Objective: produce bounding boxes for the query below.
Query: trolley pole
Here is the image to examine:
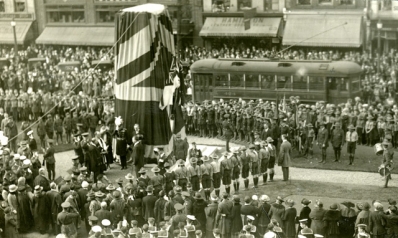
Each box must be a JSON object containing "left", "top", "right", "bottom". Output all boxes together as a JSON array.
[
  {"left": 177, "top": 0, "right": 182, "bottom": 57},
  {"left": 377, "top": 19, "right": 383, "bottom": 75}
]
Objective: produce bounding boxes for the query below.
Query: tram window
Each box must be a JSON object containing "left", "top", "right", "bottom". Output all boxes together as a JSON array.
[
  {"left": 260, "top": 75, "right": 274, "bottom": 90},
  {"left": 309, "top": 76, "right": 324, "bottom": 90},
  {"left": 351, "top": 77, "right": 360, "bottom": 92},
  {"left": 293, "top": 75, "right": 307, "bottom": 90},
  {"left": 276, "top": 76, "right": 290, "bottom": 89},
  {"left": 215, "top": 74, "right": 229, "bottom": 87},
  {"left": 194, "top": 74, "right": 212, "bottom": 86},
  {"left": 327, "top": 77, "right": 348, "bottom": 91},
  {"left": 246, "top": 74, "right": 259, "bottom": 88},
  {"left": 230, "top": 74, "right": 244, "bottom": 88}
]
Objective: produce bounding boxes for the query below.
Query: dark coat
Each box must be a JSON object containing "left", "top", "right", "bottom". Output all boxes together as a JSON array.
[
  {"left": 257, "top": 203, "right": 271, "bottom": 236},
  {"left": 216, "top": 199, "right": 233, "bottom": 235},
  {"left": 33, "top": 175, "right": 50, "bottom": 192},
  {"left": 279, "top": 140, "right": 292, "bottom": 167},
  {"left": 317, "top": 128, "right": 329, "bottom": 148},
  {"left": 154, "top": 197, "right": 167, "bottom": 224},
  {"left": 205, "top": 203, "right": 218, "bottom": 232},
  {"left": 132, "top": 141, "right": 145, "bottom": 167},
  {"left": 192, "top": 199, "right": 208, "bottom": 232},
  {"left": 231, "top": 203, "right": 243, "bottom": 234},
  {"left": 310, "top": 207, "right": 326, "bottom": 235},
  {"left": 331, "top": 128, "right": 345, "bottom": 148},
  {"left": 4, "top": 213, "right": 18, "bottom": 238},
  {"left": 114, "top": 130, "right": 128, "bottom": 156},
  {"left": 283, "top": 207, "right": 297, "bottom": 237},
  {"left": 323, "top": 209, "right": 341, "bottom": 236},
  {"left": 297, "top": 206, "right": 312, "bottom": 234},
  {"left": 240, "top": 204, "right": 259, "bottom": 225},
  {"left": 269, "top": 203, "right": 285, "bottom": 228},
  {"left": 32, "top": 191, "right": 50, "bottom": 232},
  {"left": 95, "top": 208, "right": 112, "bottom": 223},
  {"left": 142, "top": 194, "right": 157, "bottom": 220},
  {"left": 369, "top": 210, "right": 386, "bottom": 235}
]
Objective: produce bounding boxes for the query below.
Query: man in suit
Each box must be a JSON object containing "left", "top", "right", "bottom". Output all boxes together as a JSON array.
[
  {"left": 47, "top": 182, "right": 63, "bottom": 235},
  {"left": 331, "top": 122, "right": 345, "bottom": 162},
  {"left": 240, "top": 196, "right": 259, "bottom": 225},
  {"left": 279, "top": 134, "right": 292, "bottom": 181},
  {"left": 205, "top": 194, "right": 219, "bottom": 238},
  {"left": 142, "top": 185, "right": 157, "bottom": 222},
  {"left": 173, "top": 134, "right": 188, "bottom": 162},
  {"left": 33, "top": 168, "right": 51, "bottom": 192},
  {"left": 369, "top": 202, "right": 386, "bottom": 238},
  {"left": 130, "top": 135, "right": 145, "bottom": 177},
  {"left": 215, "top": 193, "right": 233, "bottom": 238},
  {"left": 317, "top": 122, "right": 329, "bottom": 164}
]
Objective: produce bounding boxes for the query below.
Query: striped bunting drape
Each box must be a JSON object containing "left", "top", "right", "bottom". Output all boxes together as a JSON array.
[{"left": 114, "top": 4, "right": 175, "bottom": 158}]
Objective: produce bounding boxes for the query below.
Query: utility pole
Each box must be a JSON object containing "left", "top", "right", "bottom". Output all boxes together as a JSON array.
[{"left": 177, "top": 0, "right": 182, "bottom": 59}]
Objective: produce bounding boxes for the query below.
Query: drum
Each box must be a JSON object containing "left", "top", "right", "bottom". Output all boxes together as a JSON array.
[{"left": 374, "top": 143, "right": 383, "bottom": 155}]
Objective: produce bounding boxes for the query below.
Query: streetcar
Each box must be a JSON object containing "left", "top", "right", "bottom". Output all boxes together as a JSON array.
[{"left": 190, "top": 58, "right": 363, "bottom": 104}]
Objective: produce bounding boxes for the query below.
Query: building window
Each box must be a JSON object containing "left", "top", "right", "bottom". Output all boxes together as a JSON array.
[
  {"left": 318, "top": 0, "right": 332, "bottom": 4},
  {"left": 46, "top": 5, "right": 85, "bottom": 23},
  {"left": 297, "top": 0, "right": 311, "bottom": 5},
  {"left": 339, "top": 0, "right": 354, "bottom": 5},
  {"left": 212, "top": 0, "right": 230, "bottom": 12},
  {"left": 263, "top": 0, "right": 272, "bottom": 10},
  {"left": 238, "top": 0, "right": 252, "bottom": 10},
  {"left": 15, "top": 0, "right": 26, "bottom": 12},
  {"left": 95, "top": 6, "right": 132, "bottom": 23},
  {"left": 0, "top": 1, "right": 4, "bottom": 12}
]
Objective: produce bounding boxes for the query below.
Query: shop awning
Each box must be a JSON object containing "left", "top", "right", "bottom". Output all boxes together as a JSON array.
[
  {"left": 36, "top": 27, "right": 114, "bottom": 46},
  {"left": 199, "top": 17, "right": 282, "bottom": 37},
  {"left": 0, "top": 21, "right": 33, "bottom": 44},
  {"left": 282, "top": 15, "right": 363, "bottom": 47}
]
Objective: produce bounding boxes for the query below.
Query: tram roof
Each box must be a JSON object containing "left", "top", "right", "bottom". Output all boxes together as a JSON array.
[{"left": 190, "top": 58, "right": 363, "bottom": 76}]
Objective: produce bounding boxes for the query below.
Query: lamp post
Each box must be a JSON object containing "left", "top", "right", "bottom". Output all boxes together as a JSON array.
[
  {"left": 377, "top": 19, "right": 383, "bottom": 75},
  {"left": 10, "top": 18, "right": 18, "bottom": 56}
]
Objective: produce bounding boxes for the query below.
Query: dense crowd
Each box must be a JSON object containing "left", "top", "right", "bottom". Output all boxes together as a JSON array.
[{"left": 0, "top": 42, "right": 396, "bottom": 238}]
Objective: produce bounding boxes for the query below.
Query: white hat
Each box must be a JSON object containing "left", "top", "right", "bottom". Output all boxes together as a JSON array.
[
  {"left": 82, "top": 181, "right": 89, "bottom": 188},
  {"left": 314, "top": 235, "right": 324, "bottom": 238},
  {"left": 102, "top": 219, "right": 111, "bottom": 226},
  {"left": 298, "top": 235, "right": 306, "bottom": 238},
  {"left": 252, "top": 195, "right": 258, "bottom": 201},
  {"left": 27, "top": 130, "right": 33, "bottom": 136},
  {"left": 247, "top": 215, "right": 255, "bottom": 221},
  {"left": 23, "top": 159, "right": 31, "bottom": 165},
  {"left": 13, "top": 154, "right": 20, "bottom": 159},
  {"left": 0, "top": 150, "right": 3, "bottom": 155},
  {"left": 1, "top": 136, "right": 8, "bottom": 146},
  {"left": 187, "top": 215, "right": 196, "bottom": 220},
  {"left": 260, "top": 195, "right": 270, "bottom": 202},
  {"left": 20, "top": 156, "right": 26, "bottom": 161},
  {"left": 92, "top": 225, "right": 102, "bottom": 233},
  {"left": 264, "top": 232, "right": 277, "bottom": 238},
  {"left": 56, "top": 234, "right": 67, "bottom": 238}
]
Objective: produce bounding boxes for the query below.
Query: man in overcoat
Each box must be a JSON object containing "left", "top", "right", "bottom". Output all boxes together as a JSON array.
[{"left": 279, "top": 134, "right": 292, "bottom": 181}]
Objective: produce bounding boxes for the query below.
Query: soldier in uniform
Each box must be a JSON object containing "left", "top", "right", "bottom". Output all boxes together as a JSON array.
[
  {"left": 222, "top": 114, "right": 234, "bottom": 152},
  {"left": 346, "top": 124, "right": 358, "bottom": 165},
  {"left": 200, "top": 156, "right": 213, "bottom": 200},
  {"left": 220, "top": 152, "right": 232, "bottom": 195},
  {"left": 63, "top": 112, "right": 73, "bottom": 144},
  {"left": 173, "top": 134, "right": 188, "bottom": 162},
  {"left": 246, "top": 113, "right": 254, "bottom": 143},
  {"left": 381, "top": 139, "right": 394, "bottom": 188},
  {"left": 210, "top": 154, "right": 221, "bottom": 197},
  {"left": 236, "top": 110, "right": 243, "bottom": 141},
  {"left": 207, "top": 105, "right": 215, "bottom": 138},
  {"left": 259, "top": 141, "right": 270, "bottom": 185},
  {"left": 331, "top": 122, "right": 345, "bottom": 162},
  {"left": 27, "top": 130, "right": 38, "bottom": 156},
  {"left": 73, "top": 133, "right": 84, "bottom": 167},
  {"left": 198, "top": 106, "right": 206, "bottom": 138},
  {"left": 230, "top": 109, "right": 237, "bottom": 141},
  {"left": 304, "top": 124, "right": 315, "bottom": 159},
  {"left": 239, "top": 146, "right": 250, "bottom": 190},
  {"left": 266, "top": 137, "right": 276, "bottom": 182},
  {"left": 188, "top": 142, "right": 202, "bottom": 161},
  {"left": 317, "top": 122, "right": 329, "bottom": 164},
  {"left": 175, "top": 160, "right": 189, "bottom": 191},
  {"left": 230, "top": 149, "right": 241, "bottom": 194},
  {"left": 43, "top": 139, "right": 56, "bottom": 181},
  {"left": 187, "top": 158, "right": 201, "bottom": 192},
  {"left": 247, "top": 144, "right": 259, "bottom": 188},
  {"left": 57, "top": 202, "right": 80, "bottom": 238}
]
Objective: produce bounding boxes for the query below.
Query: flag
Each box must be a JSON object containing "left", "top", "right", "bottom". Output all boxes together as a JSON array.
[
  {"left": 242, "top": 7, "right": 256, "bottom": 30},
  {"left": 159, "top": 57, "right": 181, "bottom": 110},
  {"left": 114, "top": 4, "right": 176, "bottom": 158}
]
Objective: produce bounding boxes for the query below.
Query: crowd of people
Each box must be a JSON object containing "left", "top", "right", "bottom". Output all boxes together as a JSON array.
[{"left": 0, "top": 41, "right": 396, "bottom": 238}]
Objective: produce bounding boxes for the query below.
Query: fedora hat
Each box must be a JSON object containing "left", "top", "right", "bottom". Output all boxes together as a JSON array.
[
  {"left": 348, "top": 124, "right": 355, "bottom": 130},
  {"left": 138, "top": 168, "right": 147, "bottom": 174},
  {"left": 125, "top": 173, "right": 134, "bottom": 180},
  {"left": 106, "top": 184, "right": 116, "bottom": 191},
  {"left": 276, "top": 196, "right": 284, "bottom": 202},
  {"left": 330, "top": 203, "right": 338, "bottom": 210},
  {"left": 151, "top": 167, "right": 160, "bottom": 173},
  {"left": 194, "top": 192, "right": 203, "bottom": 200},
  {"left": 146, "top": 185, "right": 154, "bottom": 192},
  {"left": 285, "top": 199, "right": 295, "bottom": 207},
  {"left": 266, "top": 137, "right": 274, "bottom": 143},
  {"left": 95, "top": 191, "right": 105, "bottom": 198}
]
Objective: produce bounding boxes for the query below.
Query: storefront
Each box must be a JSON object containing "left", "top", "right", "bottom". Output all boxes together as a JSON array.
[
  {"left": 282, "top": 14, "right": 364, "bottom": 48},
  {"left": 199, "top": 16, "right": 283, "bottom": 49}
]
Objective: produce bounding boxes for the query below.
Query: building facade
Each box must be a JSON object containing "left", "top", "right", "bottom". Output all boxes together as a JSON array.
[{"left": 0, "top": 0, "right": 36, "bottom": 45}]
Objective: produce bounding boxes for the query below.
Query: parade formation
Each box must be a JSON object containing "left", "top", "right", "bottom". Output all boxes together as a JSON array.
[{"left": 0, "top": 1, "right": 397, "bottom": 237}]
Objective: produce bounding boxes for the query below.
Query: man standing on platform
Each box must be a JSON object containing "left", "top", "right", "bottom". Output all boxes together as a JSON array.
[
  {"left": 279, "top": 134, "right": 292, "bottom": 182},
  {"left": 113, "top": 116, "right": 129, "bottom": 170},
  {"left": 174, "top": 134, "right": 188, "bottom": 162}
]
